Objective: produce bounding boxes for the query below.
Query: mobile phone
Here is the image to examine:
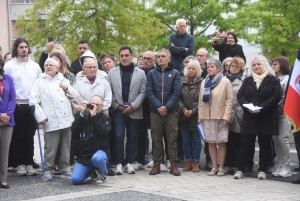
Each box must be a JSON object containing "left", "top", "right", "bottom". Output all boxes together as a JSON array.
[
  {"left": 86, "top": 103, "right": 94, "bottom": 110},
  {"left": 48, "top": 36, "right": 54, "bottom": 42},
  {"left": 218, "top": 33, "right": 227, "bottom": 38}
]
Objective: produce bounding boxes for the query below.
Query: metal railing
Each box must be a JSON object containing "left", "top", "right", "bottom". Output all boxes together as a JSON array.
[{"left": 10, "top": 0, "right": 34, "bottom": 3}]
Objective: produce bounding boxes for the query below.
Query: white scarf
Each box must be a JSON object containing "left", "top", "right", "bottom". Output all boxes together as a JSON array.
[{"left": 251, "top": 70, "right": 268, "bottom": 89}]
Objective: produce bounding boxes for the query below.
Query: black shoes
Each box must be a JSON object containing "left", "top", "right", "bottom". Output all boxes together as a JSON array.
[
  {"left": 107, "top": 168, "right": 115, "bottom": 176},
  {"left": 33, "top": 161, "right": 39, "bottom": 169},
  {"left": 0, "top": 183, "right": 10, "bottom": 189},
  {"left": 294, "top": 167, "right": 300, "bottom": 171},
  {"left": 292, "top": 176, "right": 300, "bottom": 184}
]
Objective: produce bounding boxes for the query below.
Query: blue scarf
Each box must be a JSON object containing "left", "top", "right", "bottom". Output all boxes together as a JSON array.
[{"left": 202, "top": 73, "right": 223, "bottom": 102}]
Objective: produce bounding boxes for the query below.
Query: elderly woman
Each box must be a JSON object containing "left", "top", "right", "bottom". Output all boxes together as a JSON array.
[
  {"left": 30, "top": 58, "right": 79, "bottom": 181},
  {"left": 224, "top": 57, "right": 245, "bottom": 174},
  {"left": 0, "top": 55, "right": 16, "bottom": 189},
  {"left": 212, "top": 32, "right": 246, "bottom": 63},
  {"left": 198, "top": 58, "right": 232, "bottom": 176},
  {"left": 234, "top": 55, "right": 282, "bottom": 180},
  {"left": 222, "top": 57, "right": 232, "bottom": 76},
  {"left": 179, "top": 60, "right": 203, "bottom": 172},
  {"left": 270, "top": 56, "right": 291, "bottom": 177}
]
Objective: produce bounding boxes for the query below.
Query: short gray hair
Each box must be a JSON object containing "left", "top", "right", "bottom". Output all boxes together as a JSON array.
[
  {"left": 182, "top": 56, "right": 196, "bottom": 67},
  {"left": 157, "top": 49, "right": 171, "bottom": 58},
  {"left": 176, "top": 19, "right": 186, "bottom": 27},
  {"left": 83, "top": 58, "right": 98, "bottom": 68},
  {"left": 207, "top": 58, "right": 222, "bottom": 70}
]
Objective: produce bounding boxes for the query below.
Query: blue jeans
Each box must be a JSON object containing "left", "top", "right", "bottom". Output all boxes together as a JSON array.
[
  {"left": 180, "top": 127, "right": 201, "bottom": 162},
  {"left": 71, "top": 150, "right": 108, "bottom": 185},
  {"left": 113, "top": 110, "right": 139, "bottom": 165}
]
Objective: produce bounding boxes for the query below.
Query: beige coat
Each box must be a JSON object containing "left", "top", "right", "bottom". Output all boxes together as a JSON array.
[{"left": 198, "top": 77, "right": 232, "bottom": 121}]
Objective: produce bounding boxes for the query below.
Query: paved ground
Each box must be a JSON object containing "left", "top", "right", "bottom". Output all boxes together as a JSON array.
[{"left": 1, "top": 130, "right": 300, "bottom": 201}]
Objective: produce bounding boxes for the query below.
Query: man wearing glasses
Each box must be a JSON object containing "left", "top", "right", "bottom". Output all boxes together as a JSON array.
[
  {"left": 168, "top": 19, "right": 194, "bottom": 72},
  {"left": 196, "top": 48, "right": 209, "bottom": 79},
  {"left": 107, "top": 46, "right": 146, "bottom": 175},
  {"left": 73, "top": 58, "right": 112, "bottom": 116}
]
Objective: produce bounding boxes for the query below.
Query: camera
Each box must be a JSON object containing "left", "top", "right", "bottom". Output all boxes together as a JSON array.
[{"left": 86, "top": 103, "right": 94, "bottom": 110}]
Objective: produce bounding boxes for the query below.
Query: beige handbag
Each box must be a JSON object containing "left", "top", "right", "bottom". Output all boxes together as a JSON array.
[{"left": 65, "top": 91, "right": 81, "bottom": 116}]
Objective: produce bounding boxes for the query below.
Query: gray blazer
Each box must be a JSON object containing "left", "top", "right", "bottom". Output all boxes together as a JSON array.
[{"left": 107, "top": 66, "right": 146, "bottom": 119}]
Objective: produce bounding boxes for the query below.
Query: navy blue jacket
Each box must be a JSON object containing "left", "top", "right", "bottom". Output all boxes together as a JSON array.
[
  {"left": 146, "top": 63, "right": 181, "bottom": 113},
  {"left": 168, "top": 32, "right": 194, "bottom": 71}
]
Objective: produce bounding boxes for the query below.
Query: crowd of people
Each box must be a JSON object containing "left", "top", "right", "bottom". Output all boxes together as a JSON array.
[{"left": 0, "top": 18, "right": 300, "bottom": 189}]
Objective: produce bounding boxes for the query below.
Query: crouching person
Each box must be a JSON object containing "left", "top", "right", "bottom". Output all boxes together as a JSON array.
[{"left": 71, "top": 96, "right": 111, "bottom": 185}]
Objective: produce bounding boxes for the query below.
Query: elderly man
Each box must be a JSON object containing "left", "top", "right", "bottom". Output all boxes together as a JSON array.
[
  {"left": 134, "top": 51, "right": 156, "bottom": 170},
  {"left": 70, "top": 40, "right": 102, "bottom": 75},
  {"left": 168, "top": 19, "right": 194, "bottom": 72},
  {"left": 71, "top": 96, "right": 111, "bottom": 185},
  {"left": 146, "top": 49, "right": 181, "bottom": 176},
  {"left": 73, "top": 58, "right": 112, "bottom": 116},
  {"left": 196, "top": 48, "right": 209, "bottom": 79},
  {"left": 107, "top": 46, "right": 146, "bottom": 175}
]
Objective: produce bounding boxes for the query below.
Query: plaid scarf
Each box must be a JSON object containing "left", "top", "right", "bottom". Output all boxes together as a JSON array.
[
  {"left": 226, "top": 72, "right": 243, "bottom": 82},
  {"left": 202, "top": 73, "right": 223, "bottom": 102}
]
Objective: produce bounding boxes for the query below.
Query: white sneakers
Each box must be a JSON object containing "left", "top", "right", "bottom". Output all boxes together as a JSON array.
[
  {"left": 166, "top": 160, "right": 171, "bottom": 169},
  {"left": 133, "top": 162, "right": 145, "bottom": 170},
  {"left": 160, "top": 164, "right": 168, "bottom": 172},
  {"left": 258, "top": 171, "right": 266, "bottom": 180},
  {"left": 146, "top": 160, "right": 154, "bottom": 168},
  {"left": 272, "top": 166, "right": 291, "bottom": 177},
  {"left": 115, "top": 164, "right": 123, "bottom": 175},
  {"left": 17, "top": 165, "right": 37, "bottom": 176},
  {"left": 233, "top": 171, "right": 244, "bottom": 179},
  {"left": 43, "top": 171, "right": 53, "bottom": 181},
  {"left": 116, "top": 163, "right": 136, "bottom": 174}
]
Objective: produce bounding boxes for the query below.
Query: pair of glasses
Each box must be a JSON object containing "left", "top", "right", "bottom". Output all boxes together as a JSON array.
[
  {"left": 90, "top": 103, "right": 103, "bottom": 107},
  {"left": 196, "top": 54, "right": 205, "bottom": 57},
  {"left": 120, "top": 54, "right": 130, "bottom": 58},
  {"left": 44, "top": 64, "right": 55, "bottom": 67},
  {"left": 143, "top": 57, "right": 153, "bottom": 61},
  {"left": 230, "top": 65, "right": 240, "bottom": 69},
  {"left": 85, "top": 66, "right": 97, "bottom": 69},
  {"left": 272, "top": 63, "right": 278, "bottom": 66}
]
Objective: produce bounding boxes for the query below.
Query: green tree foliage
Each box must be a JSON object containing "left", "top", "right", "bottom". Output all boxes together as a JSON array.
[
  {"left": 16, "top": 0, "right": 167, "bottom": 61},
  {"left": 150, "top": 0, "right": 246, "bottom": 54},
  {"left": 227, "top": 0, "right": 300, "bottom": 63}
]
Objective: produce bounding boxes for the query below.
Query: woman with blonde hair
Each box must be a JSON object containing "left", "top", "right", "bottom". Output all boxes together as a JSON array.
[
  {"left": 234, "top": 55, "right": 282, "bottom": 180},
  {"left": 179, "top": 60, "right": 203, "bottom": 172},
  {"left": 198, "top": 58, "right": 233, "bottom": 176}
]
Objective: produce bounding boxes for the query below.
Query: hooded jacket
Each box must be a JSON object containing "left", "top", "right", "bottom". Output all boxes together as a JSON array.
[
  {"left": 70, "top": 50, "right": 102, "bottom": 75},
  {"left": 146, "top": 62, "right": 181, "bottom": 113}
]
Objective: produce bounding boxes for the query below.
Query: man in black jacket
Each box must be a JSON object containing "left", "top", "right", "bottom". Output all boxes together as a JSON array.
[
  {"left": 70, "top": 40, "right": 102, "bottom": 75},
  {"left": 71, "top": 96, "right": 111, "bottom": 185}
]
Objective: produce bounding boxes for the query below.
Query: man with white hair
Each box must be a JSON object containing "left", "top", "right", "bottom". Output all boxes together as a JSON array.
[
  {"left": 73, "top": 58, "right": 112, "bottom": 116},
  {"left": 168, "top": 19, "right": 194, "bottom": 72}
]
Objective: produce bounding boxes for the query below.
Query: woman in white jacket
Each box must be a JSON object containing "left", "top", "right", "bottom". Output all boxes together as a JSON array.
[{"left": 30, "top": 58, "right": 78, "bottom": 180}]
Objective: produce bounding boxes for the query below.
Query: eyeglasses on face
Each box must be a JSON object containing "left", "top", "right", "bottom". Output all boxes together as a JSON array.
[
  {"left": 230, "top": 65, "right": 240, "bottom": 69},
  {"left": 196, "top": 54, "right": 205, "bottom": 57},
  {"left": 44, "top": 64, "right": 55, "bottom": 67},
  {"left": 90, "top": 103, "right": 103, "bottom": 107},
  {"left": 85, "top": 66, "right": 97, "bottom": 69},
  {"left": 272, "top": 63, "right": 278, "bottom": 66}
]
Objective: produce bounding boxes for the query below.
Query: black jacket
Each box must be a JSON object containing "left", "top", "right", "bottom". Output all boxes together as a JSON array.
[
  {"left": 71, "top": 112, "right": 111, "bottom": 165},
  {"left": 237, "top": 74, "right": 282, "bottom": 135},
  {"left": 212, "top": 42, "right": 246, "bottom": 63}
]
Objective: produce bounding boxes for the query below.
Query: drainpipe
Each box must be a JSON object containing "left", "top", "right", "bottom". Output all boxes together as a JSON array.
[{"left": 6, "top": 0, "right": 11, "bottom": 51}]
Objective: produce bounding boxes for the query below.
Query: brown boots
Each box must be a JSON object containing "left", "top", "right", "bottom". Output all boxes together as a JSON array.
[
  {"left": 170, "top": 161, "right": 181, "bottom": 176},
  {"left": 192, "top": 161, "right": 200, "bottom": 172},
  {"left": 149, "top": 161, "right": 161, "bottom": 175},
  {"left": 183, "top": 161, "right": 192, "bottom": 171}
]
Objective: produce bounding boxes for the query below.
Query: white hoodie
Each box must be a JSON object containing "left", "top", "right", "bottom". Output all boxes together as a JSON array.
[{"left": 4, "top": 57, "right": 42, "bottom": 104}]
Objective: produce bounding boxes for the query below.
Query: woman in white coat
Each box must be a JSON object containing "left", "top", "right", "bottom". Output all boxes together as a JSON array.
[{"left": 30, "top": 58, "right": 78, "bottom": 180}]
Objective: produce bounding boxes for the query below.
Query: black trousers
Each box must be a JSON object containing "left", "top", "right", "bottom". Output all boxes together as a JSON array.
[
  {"left": 137, "top": 117, "right": 149, "bottom": 165},
  {"left": 8, "top": 104, "right": 36, "bottom": 167},
  {"left": 204, "top": 142, "right": 211, "bottom": 162},
  {"left": 225, "top": 131, "right": 240, "bottom": 168},
  {"left": 238, "top": 134, "right": 272, "bottom": 172},
  {"left": 294, "top": 130, "right": 300, "bottom": 164}
]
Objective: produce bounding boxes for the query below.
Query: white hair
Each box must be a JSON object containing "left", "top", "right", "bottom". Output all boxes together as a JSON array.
[
  {"left": 176, "top": 19, "right": 186, "bottom": 27},
  {"left": 45, "top": 58, "right": 58, "bottom": 67}
]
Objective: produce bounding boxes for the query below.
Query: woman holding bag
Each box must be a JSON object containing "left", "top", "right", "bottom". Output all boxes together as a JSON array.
[
  {"left": 178, "top": 60, "right": 203, "bottom": 172},
  {"left": 198, "top": 58, "right": 233, "bottom": 176},
  {"left": 30, "top": 58, "right": 79, "bottom": 181},
  {"left": 224, "top": 57, "right": 245, "bottom": 174}
]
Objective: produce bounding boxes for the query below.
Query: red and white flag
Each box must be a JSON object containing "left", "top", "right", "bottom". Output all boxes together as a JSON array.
[{"left": 284, "top": 48, "right": 300, "bottom": 132}]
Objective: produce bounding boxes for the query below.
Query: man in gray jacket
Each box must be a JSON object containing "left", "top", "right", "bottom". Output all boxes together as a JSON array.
[{"left": 107, "top": 46, "right": 146, "bottom": 175}]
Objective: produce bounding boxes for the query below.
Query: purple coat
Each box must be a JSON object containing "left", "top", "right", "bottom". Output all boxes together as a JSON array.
[{"left": 0, "top": 74, "right": 16, "bottom": 126}]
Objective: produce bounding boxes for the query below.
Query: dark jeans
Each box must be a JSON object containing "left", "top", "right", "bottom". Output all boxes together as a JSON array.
[
  {"left": 8, "top": 104, "right": 36, "bottom": 167},
  {"left": 294, "top": 130, "right": 300, "bottom": 164},
  {"left": 137, "top": 116, "right": 150, "bottom": 165},
  {"left": 268, "top": 139, "right": 276, "bottom": 167},
  {"left": 225, "top": 131, "right": 240, "bottom": 168},
  {"left": 176, "top": 130, "right": 184, "bottom": 160},
  {"left": 113, "top": 110, "right": 139, "bottom": 166},
  {"left": 238, "top": 134, "right": 272, "bottom": 173}
]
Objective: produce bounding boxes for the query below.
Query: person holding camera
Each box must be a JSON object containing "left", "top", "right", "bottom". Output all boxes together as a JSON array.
[{"left": 71, "top": 96, "right": 111, "bottom": 185}]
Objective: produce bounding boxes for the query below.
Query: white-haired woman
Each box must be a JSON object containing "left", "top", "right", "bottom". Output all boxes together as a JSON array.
[
  {"left": 222, "top": 57, "right": 232, "bottom": 76},
  {"left": 30, "top": 58, "right": 78, "bottom": 181},
  {"left": 234, "top": 55, "right": 282, "bottom": 180},
  {"left": 198, "top": 58, "right": 233, "bottom": 176},
  {"left": 179, "top": 60, "right": 203, "bottom": 172}
]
